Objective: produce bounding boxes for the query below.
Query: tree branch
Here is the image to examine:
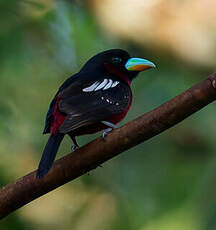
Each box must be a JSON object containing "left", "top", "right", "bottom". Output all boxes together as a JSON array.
[{"left": 0, "top": 73, "right": 216, "bottom": 219}]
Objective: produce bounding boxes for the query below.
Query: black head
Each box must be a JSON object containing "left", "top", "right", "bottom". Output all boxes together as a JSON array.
[{"left": 80, "top": 49, "right": 155, "bottom": 82}]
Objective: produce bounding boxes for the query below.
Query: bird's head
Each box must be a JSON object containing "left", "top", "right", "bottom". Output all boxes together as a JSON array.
[{"left": 80, "top": 49, "right": 156, "bottom": 83}]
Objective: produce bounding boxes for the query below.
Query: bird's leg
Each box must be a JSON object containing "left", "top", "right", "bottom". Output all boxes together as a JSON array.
[
  {"left": 102, "top": 121, "right": 118, "bottom": 129},
  {"left": 101, "top": 121, "right": 118, "bottom": 140},
  {"left": 69, "top": 135, "right": 79, "bottom": 151}
]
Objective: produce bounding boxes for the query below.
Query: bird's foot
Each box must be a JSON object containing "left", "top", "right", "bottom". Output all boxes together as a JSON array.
[
  {"left": 101, "top": 121, "right": 118, "bottom": 140},
  {"left": 102, "top": 128, "right": 113, "bottom": 140},
  {"left": 71, "top": 144, "right": 79, "bottom": 152},
  {"left": 69, "top": 135, "right": 79, "bottom": 152}
]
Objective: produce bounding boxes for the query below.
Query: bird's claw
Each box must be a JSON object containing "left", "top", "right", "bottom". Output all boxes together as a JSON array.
[
  {"left": 71, "top": 145, "right": 79, "bottom": 152},
  {"left": 102, "top": 128, "right": 112, "bottom": 140}
]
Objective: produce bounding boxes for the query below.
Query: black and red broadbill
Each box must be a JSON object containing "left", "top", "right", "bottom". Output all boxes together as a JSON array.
[{"left": 37, "top": 49, "right": 156, "bottom": 178}]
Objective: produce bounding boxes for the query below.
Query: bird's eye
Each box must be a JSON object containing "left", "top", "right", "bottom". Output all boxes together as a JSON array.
[{"left": 111, "top": 57, "right": 122, "bottom": 64}]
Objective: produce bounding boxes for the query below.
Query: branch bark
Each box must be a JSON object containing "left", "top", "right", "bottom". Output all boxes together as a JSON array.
[{"left": 0, "top": 72, "right": 216, "bottom": 219}]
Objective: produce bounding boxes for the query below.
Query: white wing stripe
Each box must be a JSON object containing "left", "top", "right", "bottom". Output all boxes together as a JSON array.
[
  {"left": 82, "top": 81, "right": 100, "bottom": 92},
  {"left": 82, "top": 79, "right": 119, "bottom": 92},
  {"left": 111, "top": 81, "right": 119, "bottom": 87},
  {"left": 103, "top": 79, "right": 113, "bottom": 90},
  {"left": 94, "top": 79, "right": 108, "bottom": 91}
]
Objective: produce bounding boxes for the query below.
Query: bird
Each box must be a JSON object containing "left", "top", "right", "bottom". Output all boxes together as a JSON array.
[{"left": 37, "top": 49, "right": 156, "bottom": 178}]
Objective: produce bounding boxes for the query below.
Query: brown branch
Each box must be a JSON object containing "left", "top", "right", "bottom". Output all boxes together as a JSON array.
[{"left": 0, "top": 73, "right": 216, "bottom": 219}]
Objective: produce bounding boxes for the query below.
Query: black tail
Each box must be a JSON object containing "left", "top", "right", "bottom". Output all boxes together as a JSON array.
[{"left": 37, "top": 133, "right": 64, "bottom": 178}]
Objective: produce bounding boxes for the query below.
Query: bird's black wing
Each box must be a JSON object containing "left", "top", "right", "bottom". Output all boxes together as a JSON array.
[
  {"left": 43, "top": 73, "right": 80, "bottom": 134},
  {"left": 58, "top": 77, "right": 131, "bottom": 133}
]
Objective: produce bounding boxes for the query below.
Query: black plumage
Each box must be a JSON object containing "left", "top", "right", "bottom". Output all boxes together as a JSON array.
[{"left": 37, "top": 49, "right": 155, "bottom": 178}]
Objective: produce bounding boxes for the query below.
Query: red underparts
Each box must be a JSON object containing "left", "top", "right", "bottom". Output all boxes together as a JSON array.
[
  {"left": 50, "top": 96, "right": 66, "bottom": 135},
  {"left": 108, "top": 103, "right": 132, "bottom": 124}
]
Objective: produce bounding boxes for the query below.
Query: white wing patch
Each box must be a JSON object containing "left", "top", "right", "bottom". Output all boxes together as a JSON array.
[
  {"left": 82, "top": 79, "right": 119, "bottom": 92},
  {"left": 111, "top": 81, "right": 119, "bottom": 88},
  {"left": 103, "top": 79, "right": 113, "bottom": 90},
  {"left": 94, "top": 79, "right": 108, "bottom": 91},
  {"left": 82, "top": 81, "right": 100, "bottom": 92}
]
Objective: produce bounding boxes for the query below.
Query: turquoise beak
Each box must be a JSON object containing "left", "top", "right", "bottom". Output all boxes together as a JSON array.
[{"left": 125, "top": 58, "right": 156, "bottom": 71}]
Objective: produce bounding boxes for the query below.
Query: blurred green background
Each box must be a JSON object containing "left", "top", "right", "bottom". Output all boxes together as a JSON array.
[{"left": 1, "top": 0, "right": 216, "bottom": 229}]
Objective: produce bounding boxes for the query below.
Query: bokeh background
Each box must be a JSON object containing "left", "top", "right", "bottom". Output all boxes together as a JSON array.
[{"left": 1, "top": 0, "right": 216, "bottom": 229}]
